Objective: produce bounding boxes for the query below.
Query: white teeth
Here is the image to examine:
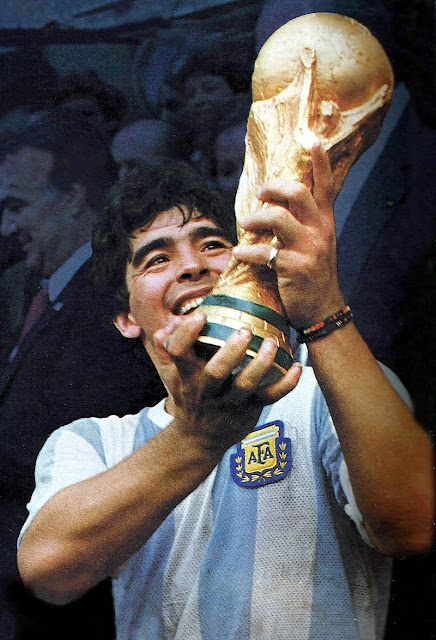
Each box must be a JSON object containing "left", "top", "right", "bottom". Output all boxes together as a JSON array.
[{"left": 179, "top": 297, "right": 204, "bottom": 315}]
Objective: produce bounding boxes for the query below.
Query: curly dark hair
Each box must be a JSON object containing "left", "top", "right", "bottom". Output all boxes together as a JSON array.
[{"left": 91, "top": 161, "right": 237, "bottom": 320}]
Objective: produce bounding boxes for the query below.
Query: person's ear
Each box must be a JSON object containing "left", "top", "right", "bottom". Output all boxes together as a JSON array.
[
  {"left": 113, "top": 312, "right": 142, "bottom": 339},
  {"left": 65, "top": 183, "right": 86, "bottom": 216}
]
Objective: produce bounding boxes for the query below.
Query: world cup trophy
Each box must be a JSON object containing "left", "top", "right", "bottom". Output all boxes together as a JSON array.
[{"left": 196, "top": 13, "right": 394, "bottom": 383}]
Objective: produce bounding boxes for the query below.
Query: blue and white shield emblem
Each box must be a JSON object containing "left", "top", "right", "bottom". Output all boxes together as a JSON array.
[{"left": 230, "top": 420, "right": 292, "bottom": 488}]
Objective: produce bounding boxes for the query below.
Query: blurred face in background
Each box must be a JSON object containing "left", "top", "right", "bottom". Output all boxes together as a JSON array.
[
  {"left": 214, "top": 121, "right": 246, "bottom": 209},
  {"left": 111, "top": 119, "right": 185, "bottom": 179},
  {"left": 0, "top": 147, "right": 72, "bottom": 277},
  {"left": 183, "top": 73, "right": 234, "bottom": 133},
  {"left": 59, "top": 95, "right": 112, "bottom": 137}
]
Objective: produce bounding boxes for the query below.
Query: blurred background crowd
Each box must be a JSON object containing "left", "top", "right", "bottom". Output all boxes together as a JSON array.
[{"left": 0, "top": 0, "right": 434, "bottom": 639}]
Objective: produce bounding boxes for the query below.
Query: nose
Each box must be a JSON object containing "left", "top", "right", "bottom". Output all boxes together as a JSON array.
[
  {"left": 176, "top": 248, "right": 209, "bottom": 281},
  {"left": 189, "top": 87, "right": 208, "bottom": 108},
  {"left": 1, "top": 209, "right": 19, "bottom": 237}
]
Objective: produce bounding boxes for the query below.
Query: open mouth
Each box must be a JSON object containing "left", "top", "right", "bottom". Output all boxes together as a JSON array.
[{"left": 179, "top": 297, "right": 205, "bottom": 316}]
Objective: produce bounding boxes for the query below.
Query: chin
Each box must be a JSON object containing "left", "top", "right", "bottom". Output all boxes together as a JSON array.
[{"left": 25, "top": 252, "right": 41, "bottom": 273}]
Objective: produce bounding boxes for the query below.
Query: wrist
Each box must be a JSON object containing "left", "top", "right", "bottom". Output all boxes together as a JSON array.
[
  {"left": 295, "top": 304, "right": 353, "bottom": 344},
  {"left": 286, "top": 288, "right": 346, "bottom": 330},
  {"left": 169, "top": 417, "right": 228, "bottom": 466}
]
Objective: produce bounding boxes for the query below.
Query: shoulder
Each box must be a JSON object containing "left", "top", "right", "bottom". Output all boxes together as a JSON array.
[
  {"left": 49, "top": 411, "right": 145, "bottom": 460},
  {"left": 46, "top": 406, "right": 165, "bottom": 466}
]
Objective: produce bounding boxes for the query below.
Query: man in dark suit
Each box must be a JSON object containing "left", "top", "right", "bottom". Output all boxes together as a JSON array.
[
  {"left": 0, "top": 114, "right": 165, "bottom": 640},
  {"left": 335, "top": 91, "right": 436, "bottom": 370}
]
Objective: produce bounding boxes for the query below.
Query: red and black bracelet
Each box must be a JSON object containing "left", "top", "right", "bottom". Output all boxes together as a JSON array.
[{"left": 295, "top": 305, "right": 354, "bottom": 343}]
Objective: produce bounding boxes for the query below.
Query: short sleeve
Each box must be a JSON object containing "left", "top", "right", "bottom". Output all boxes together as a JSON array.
[{"left": 18, "top": 418, "right": 108, "bottom": 546}]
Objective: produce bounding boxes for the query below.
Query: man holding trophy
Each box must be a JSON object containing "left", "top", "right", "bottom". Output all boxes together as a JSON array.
[{"left": 16, "top": 14, "right": 434, "bottom": 640}]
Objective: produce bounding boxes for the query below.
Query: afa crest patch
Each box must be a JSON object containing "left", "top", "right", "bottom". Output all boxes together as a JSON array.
[{"left": 230, "top": 420, "right": 292, "bottom": 488}]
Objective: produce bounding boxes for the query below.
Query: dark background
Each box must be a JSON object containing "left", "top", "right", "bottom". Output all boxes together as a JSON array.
[{"left": 0, "top": 1, "right": 434, "bottom": 638}]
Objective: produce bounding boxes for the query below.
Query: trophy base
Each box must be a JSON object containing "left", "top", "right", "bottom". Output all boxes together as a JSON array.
[{"left": 196, "top": 294, "right": 293, "bottom": 387}]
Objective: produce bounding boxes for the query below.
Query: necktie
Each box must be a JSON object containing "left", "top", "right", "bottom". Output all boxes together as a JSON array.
[{"left": 18, "top": 284, "right": 50, "bottom": 343}]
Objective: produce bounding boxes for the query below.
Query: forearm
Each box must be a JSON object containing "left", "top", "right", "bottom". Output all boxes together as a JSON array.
[
  {"left": 19, "top": 318, "right": 302, "bottom": 606},
  {"left": 18, "top": 421, "right": 221, "bottom": 605},
  {"left": 308, "top": 321, "right": 435, "bottom": 555},
  {"left": 236, "top": 144, "right": 434, "bottom": 554}
]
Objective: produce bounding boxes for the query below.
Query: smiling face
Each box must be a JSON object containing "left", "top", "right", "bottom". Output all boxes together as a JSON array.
[
  {"left": 183, "top": 73, "right": 234, "bottom": 135},
  {"left": 116, "top": 206, "right": 233, "bottom": 357},
  {"left": 184, "top": 73, "right": 233, "bottom": 115}
]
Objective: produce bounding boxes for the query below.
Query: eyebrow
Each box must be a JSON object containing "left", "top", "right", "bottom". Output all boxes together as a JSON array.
[
  {"left": 130, "top": 225, "right": 231, "bottom": 269},
  {"left": 2, "top": 195, "right": 26, "bottom": 203},
  {"left": 0, "top": 195, "right": 27, "bottom": 210}
]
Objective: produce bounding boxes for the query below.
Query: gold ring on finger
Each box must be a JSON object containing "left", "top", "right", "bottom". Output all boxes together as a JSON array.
[
  {"left": 266, "top": 245, "right": 279, "bottom": 269},
  {"left": 271, "top": 234, "right": 281, "bottom": 249}
]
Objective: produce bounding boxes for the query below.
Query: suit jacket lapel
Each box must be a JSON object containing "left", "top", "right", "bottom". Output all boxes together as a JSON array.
[
  {"left": 0, "top": 303, "right": 60, "bottom": 398},
  {"left": 0, "top": 262, "right": 91, "bottom": 398}
]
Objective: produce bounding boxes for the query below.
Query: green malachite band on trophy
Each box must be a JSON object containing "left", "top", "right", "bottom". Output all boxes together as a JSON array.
[
  {"left": 202, "top": 294, "right": 290, "bottom": 337},
  {"left": 198, "top": 322, "right": 293, "bottom": 372}
]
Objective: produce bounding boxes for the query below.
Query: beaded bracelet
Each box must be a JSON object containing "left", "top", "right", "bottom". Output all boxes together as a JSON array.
[{"left": 295, "top": 305, "right": 354, "bottom": 343}]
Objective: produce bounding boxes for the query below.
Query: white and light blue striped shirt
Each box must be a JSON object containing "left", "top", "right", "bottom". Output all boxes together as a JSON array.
[{"left": 21, "top": 366, "right": 407, "bottom": 640}]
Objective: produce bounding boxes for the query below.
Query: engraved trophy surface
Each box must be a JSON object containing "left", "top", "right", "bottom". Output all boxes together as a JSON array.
[{"left": 196, "top": 12, "right": 394, "bottom": 382}]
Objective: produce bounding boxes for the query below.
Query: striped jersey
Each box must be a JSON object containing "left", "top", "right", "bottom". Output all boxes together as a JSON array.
[{"left": 21, "top": 366, "right": 406, "bottom": 639}]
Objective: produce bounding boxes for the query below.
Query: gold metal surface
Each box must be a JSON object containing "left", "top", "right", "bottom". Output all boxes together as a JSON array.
[
  {"left": 200, "top": 12, "right": 394, "bottom": 370},
  {"left": 203, "top": 304, "right": 291, "bottom": 353}
]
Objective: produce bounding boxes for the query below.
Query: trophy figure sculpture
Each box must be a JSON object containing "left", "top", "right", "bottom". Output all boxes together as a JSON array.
[{"left": 196, "top": 12, "right": 394, "bottom": 382}]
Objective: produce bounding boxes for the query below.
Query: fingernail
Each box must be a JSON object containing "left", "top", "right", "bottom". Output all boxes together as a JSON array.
[
  {"left": 262, "top": 338, "right": 277, "bottom": 353},
  {"left": 239, "top": 327, "right": 251, "bottom": 340},
  {"left": 313, "top": 139, "right": 325, "bottom": 153},
  {"left": 193, "top": 311, "right": 205, "bottom": 322}
]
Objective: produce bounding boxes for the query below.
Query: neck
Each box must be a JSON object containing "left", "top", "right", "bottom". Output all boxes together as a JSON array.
[
  {"left": 144, "top": 337, "right": 179, "bottom": 416},
  {"left": 42, "top": 206, "right": 95, "bottom": 277},
  {"left": 42, "top": 239, "right": 87, "bottom": 278},
  {"left": 164, "top": 395, "right": 177, "bottom": 416}
]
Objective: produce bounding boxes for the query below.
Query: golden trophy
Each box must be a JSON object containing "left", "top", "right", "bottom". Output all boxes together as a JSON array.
[{"left": 196, "top": 13, "right": 394, "bottom": 382}]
